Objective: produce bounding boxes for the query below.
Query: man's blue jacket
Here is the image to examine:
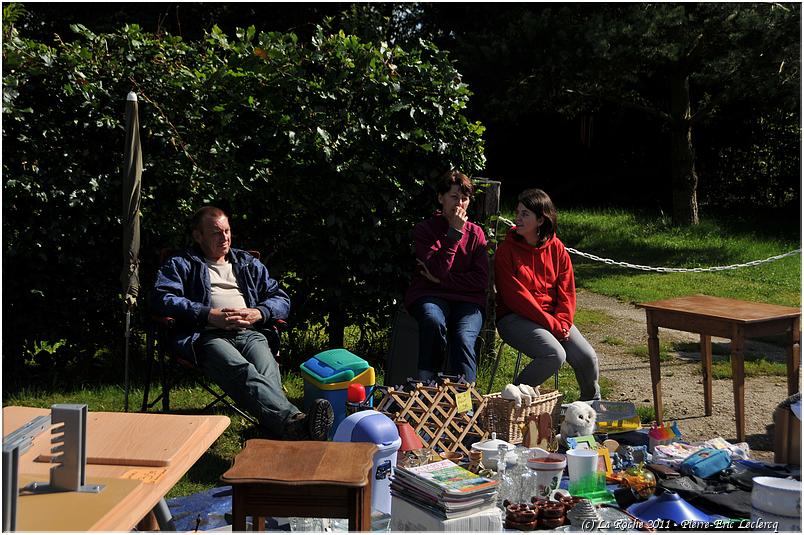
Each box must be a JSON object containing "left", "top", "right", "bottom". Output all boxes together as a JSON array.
[{"left": 149, "top": 245, "right": 291, "bottom": 363}]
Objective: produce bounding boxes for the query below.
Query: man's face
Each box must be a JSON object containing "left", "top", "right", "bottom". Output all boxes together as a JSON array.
[{"left": 193, "top": 215, "right": 231, "bottom": 261}]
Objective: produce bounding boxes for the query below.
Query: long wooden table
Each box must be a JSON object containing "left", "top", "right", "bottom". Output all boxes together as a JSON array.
[
  {"left": 638, "top": 295, "right": 801, "bottom": 441},
  {"left": 3, "top": 406, "right": 229, "bottom": 531}
]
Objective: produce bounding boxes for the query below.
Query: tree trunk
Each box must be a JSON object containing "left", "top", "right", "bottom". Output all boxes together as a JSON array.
[
  {"left": 327, "top": 306, "right": 345, "bottom": 348},
  {"left": 471, "top": 178, "right": 501, "bottom": 364},
  {"left": 668, "top": 71, "right": 700, "bottom": 226}
]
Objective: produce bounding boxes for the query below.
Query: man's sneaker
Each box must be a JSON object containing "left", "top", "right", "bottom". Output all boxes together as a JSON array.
[{"left": 306, "top": 399, "right": 334, "bottom": 441}]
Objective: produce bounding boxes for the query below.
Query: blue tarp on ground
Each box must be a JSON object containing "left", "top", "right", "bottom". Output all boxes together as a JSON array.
[
  {"left": 166, "top": 486, "right": 234, "bottom": 531},
  {"left": 165, "top": 486, "right": 290, "bottom": 531}
]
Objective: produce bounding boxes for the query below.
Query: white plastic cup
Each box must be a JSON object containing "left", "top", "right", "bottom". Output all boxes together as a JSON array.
[{"left": 565, "top": 448, "right": 599, "bottom": 484}]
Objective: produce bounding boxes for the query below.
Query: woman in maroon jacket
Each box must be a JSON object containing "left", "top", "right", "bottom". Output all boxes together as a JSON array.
[
  {"left": 404, "top": 171, "right": 489, "bottom": 382},
  {"left": 495, "top": 188, "right": 600, "bottom": 401}
]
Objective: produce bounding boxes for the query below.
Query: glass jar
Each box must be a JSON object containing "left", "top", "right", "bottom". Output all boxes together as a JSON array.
[
  {"left": 506, "top": 446, "right": 530, "bottom": 503},
  {"left": 517, "top": 448, "right": 538, "bottom": 503}
]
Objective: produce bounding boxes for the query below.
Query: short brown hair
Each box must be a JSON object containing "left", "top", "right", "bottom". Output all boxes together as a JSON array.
[
  {"left": 518, "top": 188, "right": 557, "bottom": 245},
  {"left": 191, "top": 205, "right": 227, "bottom": 231},
  {"left": 436, "top": 170, "right": 474, "bottom": 197}
]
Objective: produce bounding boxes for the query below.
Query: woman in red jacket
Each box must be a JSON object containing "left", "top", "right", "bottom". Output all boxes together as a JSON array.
[
  {"left": 405, "top": 171, "right": 489, "bottom": 382},
  {"left": 495, "top": 188, "right": 600, "bottom": 400}
]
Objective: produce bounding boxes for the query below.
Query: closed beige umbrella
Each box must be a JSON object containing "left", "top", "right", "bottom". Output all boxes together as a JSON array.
[{"left": 121, "top": 91, "right": 142, "bottom": 412}]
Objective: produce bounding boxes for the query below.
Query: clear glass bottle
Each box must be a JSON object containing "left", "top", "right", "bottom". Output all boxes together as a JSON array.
[
  {"left": 496, "top": 444, "right": 516, "bottom": 509},
  {"left": 517, "top": 448, "right": 538, "bottom": 503}
]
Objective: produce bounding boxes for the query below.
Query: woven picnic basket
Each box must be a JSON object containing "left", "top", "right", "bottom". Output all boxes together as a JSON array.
[{"left": 480, "top": 390, "right": 563, "bottom": 444}]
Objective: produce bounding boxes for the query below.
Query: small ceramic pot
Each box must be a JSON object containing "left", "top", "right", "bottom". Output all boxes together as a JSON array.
[
  {"left": 470, "top": 432, "right": 516, "bottom": 466},
  {"left": 440, "top": 451, "right": 464, "bottom": 465},
  {"left": 526, "top": 453, "right": 566, "bottom": 500}
]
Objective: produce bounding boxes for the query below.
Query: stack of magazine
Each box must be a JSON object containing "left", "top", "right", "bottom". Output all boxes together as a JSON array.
[{"left": 391, "top": 459, "right": 499, "bottom": 519}]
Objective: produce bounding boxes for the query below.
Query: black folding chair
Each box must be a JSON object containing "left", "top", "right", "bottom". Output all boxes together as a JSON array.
[{"left": 141, "top": 249, "right": 284, "bottom": 425}]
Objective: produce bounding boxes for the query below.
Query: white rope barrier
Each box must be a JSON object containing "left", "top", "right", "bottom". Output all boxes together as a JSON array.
[{"left": 496, "top": 217, "right": 801, "bottom": 273}]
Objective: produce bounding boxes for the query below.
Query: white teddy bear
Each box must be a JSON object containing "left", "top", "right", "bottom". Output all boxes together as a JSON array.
[{"left": 559, "top": 401, "right": 597, "bottom": 439}]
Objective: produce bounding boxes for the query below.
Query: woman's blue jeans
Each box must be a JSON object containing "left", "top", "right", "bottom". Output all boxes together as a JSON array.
[{"left": 410, "top": 296, "right": 484, "bottom": 382}]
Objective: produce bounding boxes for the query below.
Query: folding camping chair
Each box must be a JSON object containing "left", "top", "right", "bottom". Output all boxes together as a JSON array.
[{"left": 140, "top": 249, "right": 283, "bottom": 425}]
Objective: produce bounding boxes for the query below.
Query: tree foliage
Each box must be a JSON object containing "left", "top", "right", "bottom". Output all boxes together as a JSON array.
[
  {"left": 418, "top": 3, "right": 800, "bottom": 222},
  {"left": 2, "top": 11, "right": 485, "bottom": 383}
]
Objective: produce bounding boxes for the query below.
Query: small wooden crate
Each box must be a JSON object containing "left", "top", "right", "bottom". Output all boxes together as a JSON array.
[
  {"left": 374, "top": 379, "right": 489, "bottom": 456},
  {"left": 480, "top": 390, "right": 563, "bottom": 445}
]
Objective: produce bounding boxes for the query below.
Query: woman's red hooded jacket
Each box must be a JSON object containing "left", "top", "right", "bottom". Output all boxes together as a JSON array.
[{"left": 494, "top": 229, "right": 576, "bottom": 338}]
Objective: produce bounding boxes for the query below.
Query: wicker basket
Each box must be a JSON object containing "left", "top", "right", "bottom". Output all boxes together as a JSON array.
[{"left": 480, "top": 390, "right": 563, "bottom": 444}]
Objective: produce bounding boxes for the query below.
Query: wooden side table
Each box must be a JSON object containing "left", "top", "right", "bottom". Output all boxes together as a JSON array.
[
  {"left": 638, "top": 295, "right": 801, "bottom": 442},
  {"left": 221, "top": 439, "right": 378, "bottom": 532}
]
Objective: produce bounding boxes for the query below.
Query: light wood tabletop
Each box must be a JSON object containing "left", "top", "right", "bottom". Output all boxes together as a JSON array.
[
  {"left": 3, "top": 406, "right": 229, "bottom": 531},
  {"left": 638, "top": 294, "right": 801, "bottom": 442}
]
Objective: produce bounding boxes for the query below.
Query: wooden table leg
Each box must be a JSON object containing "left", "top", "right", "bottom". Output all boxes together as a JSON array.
[
  {"left": 730, "top": 327, "right": 746, "bottom": 442},
  {"left": 231, "top": 486, "right": 247, "bottom": 531},
  {"left": 347, "top": 486, "right": 371, "bottom": 532},
  {"left": 701, "top": 334, "right": 713, "bottom": 416},
  {"left": 789, "top": 317, "right": 800, "bottom": 396},
  {"left": 646, "top": 314, "right": 663, "bottom": 424}
]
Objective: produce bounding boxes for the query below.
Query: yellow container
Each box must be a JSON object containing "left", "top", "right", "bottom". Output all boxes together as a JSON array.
[{"left": 302, "top": 366, "right": 375, "bottom": 391}]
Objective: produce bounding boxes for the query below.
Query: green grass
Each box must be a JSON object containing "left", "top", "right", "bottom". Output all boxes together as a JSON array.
[
  {"left": 573, "top": 308, "right": 614, "bottom": 329},
  {"left": 711, "top": 356, "right": 788, "bottom": 379},
  {"left": 673, "top": 341, "right": 731, "bottom": 356},
  {"left": 630, "top": 342, "right": 675, "bottom": 362},
  {"left": 602, "top": 335, "right": 625, "bottom": 346},
  {"left": 626, "top": 339, "right": 788, "bottom": 379},
  {"left": 499, "top": 208, "right": 800, "bottom": 308},
  {"left": 636, "top": 404, "right": 656, "bottom": 424}
]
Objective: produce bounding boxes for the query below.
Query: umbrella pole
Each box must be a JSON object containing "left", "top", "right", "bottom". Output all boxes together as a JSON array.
[{"left": 124, "top": 307, "right": 131, "bottom": 412}]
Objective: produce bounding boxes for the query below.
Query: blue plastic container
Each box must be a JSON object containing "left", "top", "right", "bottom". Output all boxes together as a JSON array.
[
  {"left": 334, "top": 411, "right": 401, "bottom": 515},
  {"left": 301, "top": 349, "right": 375, "bottom": 436}
]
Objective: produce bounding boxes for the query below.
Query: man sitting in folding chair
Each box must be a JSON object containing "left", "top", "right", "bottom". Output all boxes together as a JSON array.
[{"left": 150, "top": 205, "right": 334, "bottom": 440}]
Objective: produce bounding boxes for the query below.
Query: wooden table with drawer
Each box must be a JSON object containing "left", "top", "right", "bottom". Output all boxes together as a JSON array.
[{"left": 221, "top": 438, "right": 378, "bottom": 532}]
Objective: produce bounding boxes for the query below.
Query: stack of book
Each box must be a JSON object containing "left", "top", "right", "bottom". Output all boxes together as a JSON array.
[{"left": 391, "top": 459, "right": 499, "bottom": 519}]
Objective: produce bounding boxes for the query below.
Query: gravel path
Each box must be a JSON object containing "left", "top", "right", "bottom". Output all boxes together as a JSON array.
[{"left": 576, "top": 289, "right": 799, "bottom": 463}]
